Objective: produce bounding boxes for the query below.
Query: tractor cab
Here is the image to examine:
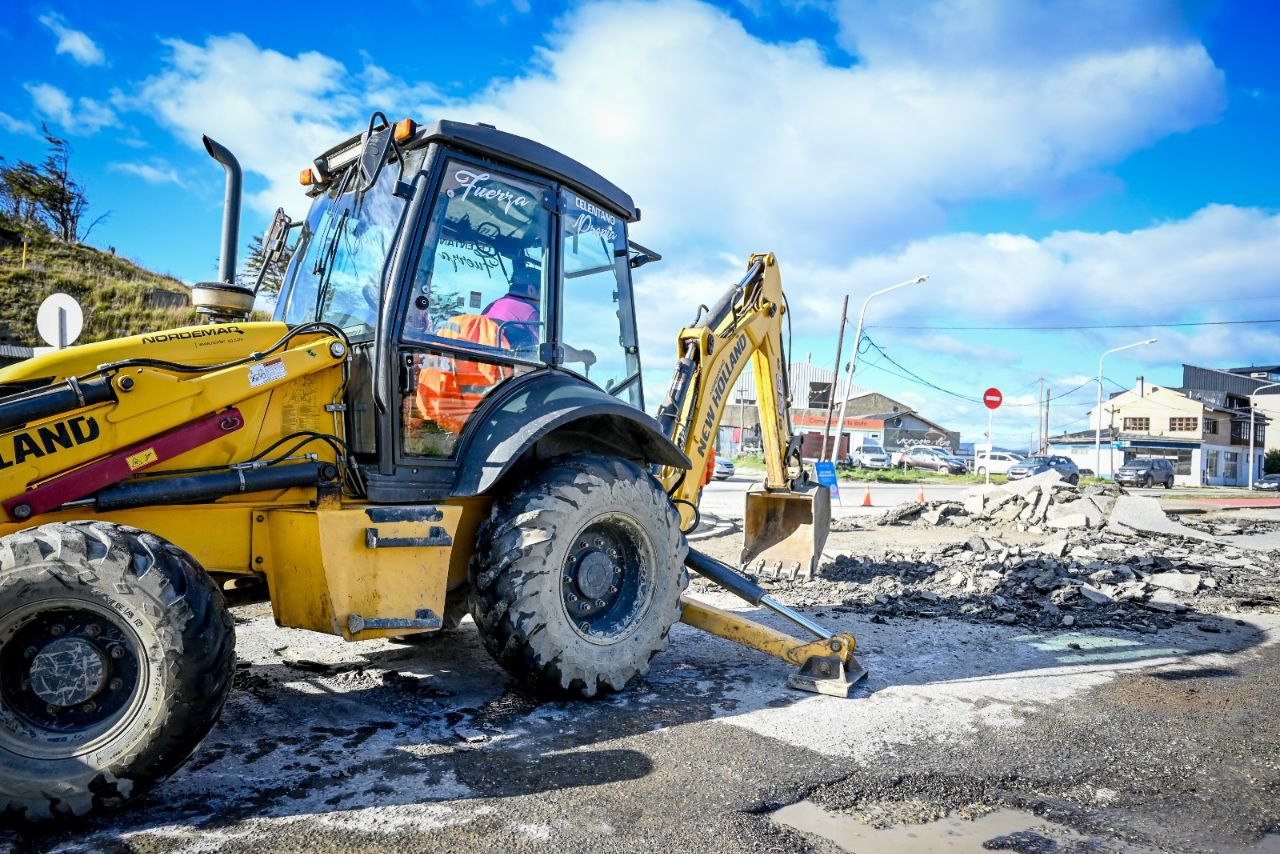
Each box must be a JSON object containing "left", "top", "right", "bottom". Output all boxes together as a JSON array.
[{"left": 270, "top": 118, "right": 664, "bottom": 499}]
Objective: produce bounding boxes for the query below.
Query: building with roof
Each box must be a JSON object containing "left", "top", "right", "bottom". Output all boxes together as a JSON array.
[
  {"left": 1048, "top": 373, "right": 1267, "bottom": 486},
  {"left": 1218, "top": 365, "right": 1280, "bottom": 454},
  {"left": 720, "top": 363, "right": 959, "bottom": 460}
]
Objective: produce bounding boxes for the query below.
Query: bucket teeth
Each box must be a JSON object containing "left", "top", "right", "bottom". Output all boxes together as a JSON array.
[{"left": 745, "top": 559, "right": 810, "bottom": 582}]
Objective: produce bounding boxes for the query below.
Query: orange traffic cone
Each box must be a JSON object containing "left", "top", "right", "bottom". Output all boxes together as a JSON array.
[
  {"left": 862, "top": 486, "right": 873, "bottom": 507},
  {"left": 917, "top": 485, "right": 926, "bottom": 504}
]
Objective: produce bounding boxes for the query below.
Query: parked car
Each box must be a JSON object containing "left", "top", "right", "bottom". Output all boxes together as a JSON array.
[
  {"left": 1253, "top": 473, "right": 1280, "bottom": 491},
  {"left": 713, "top": 457, "right": 735, "bottom": 480},
  {"left": 896, "top": 446, "right": 967, "bottom": 474},
  {"left": 844, "top": 444, "right": 892, "bottom": 469},
  {"left": 1115, "top": 458, "right": 1175, "bottom": 489},
  {"left": 973, "top": 451, "right": 1024, "bottom": 478},
  {"left": 1006, "top": 455, "right": 1080, "bottom": 485}
]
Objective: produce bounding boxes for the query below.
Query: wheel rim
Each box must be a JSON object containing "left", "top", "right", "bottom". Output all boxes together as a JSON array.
[
  {"left": 561, "top": 513, "right": 656, "bottom": 644},
  {"left": 0, "top": 599, "right": 148, "bottom": 759}
]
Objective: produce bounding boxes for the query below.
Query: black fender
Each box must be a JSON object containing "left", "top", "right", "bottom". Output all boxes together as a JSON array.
[{"left": 452, "top": 370, "right": 690, "bottom": 497}]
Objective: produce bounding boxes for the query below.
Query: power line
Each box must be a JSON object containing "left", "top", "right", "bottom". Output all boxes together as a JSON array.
[
  {"left": 857, "top": 334, "right": 1096, "bottom": 408},
  {"left": 871, "top": 318, "right": 1280, "bottom": 332}
]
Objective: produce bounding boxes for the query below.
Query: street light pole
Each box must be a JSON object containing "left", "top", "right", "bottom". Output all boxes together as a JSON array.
[
  {"left": 828, "top": 275, "right": 928, "bottom": 462},
  {"left": 1248, "top": 381, "right": 1280, "bottom": 490},
  {"left": 1094, "top": 338, "right": 1157, "bottom": 479}
]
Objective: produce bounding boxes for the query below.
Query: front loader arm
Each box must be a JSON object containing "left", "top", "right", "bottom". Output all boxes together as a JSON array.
[{"left": 0, "top": 323, "right": 347, "bottom": 524}]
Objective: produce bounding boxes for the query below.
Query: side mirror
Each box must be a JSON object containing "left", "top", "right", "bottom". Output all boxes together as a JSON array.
[
  {"left": 252, "top": 207, "right": 298, "bottom": 294},
  {"left": 355, "top": 117, "right": 395, "bottom": 194}
]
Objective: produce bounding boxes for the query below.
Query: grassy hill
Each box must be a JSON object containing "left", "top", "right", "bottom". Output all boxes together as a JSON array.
[{"left": 0, "top": 231, "right": 197, "bottom": 345}]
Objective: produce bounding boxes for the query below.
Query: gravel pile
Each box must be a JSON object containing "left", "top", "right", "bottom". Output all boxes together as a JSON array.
[
  {"left": 875, "top": 470, "right": 1122, "bottom": 533},
  {"left": 770, "top": 528, "right": 1279, "bottom": 631}
]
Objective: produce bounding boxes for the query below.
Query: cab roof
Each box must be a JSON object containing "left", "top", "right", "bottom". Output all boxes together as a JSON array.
[
  {"left": 419, "top": 121, "right": 639, "bottom": 223},
  {"left": 317, "top": 118, "right": 638, "bottom": 223}
]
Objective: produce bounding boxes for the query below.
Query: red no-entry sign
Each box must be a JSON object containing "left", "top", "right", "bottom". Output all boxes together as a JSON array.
[{"left": 983, "top": 387, "right": 1003, "bottom": 410}]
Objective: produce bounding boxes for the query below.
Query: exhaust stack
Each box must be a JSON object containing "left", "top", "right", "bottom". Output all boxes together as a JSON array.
[
  {"left": 193, "top": 136, "right": 253, "bottom": 323},
  {"left": 202, "top": 135, "right": 241, "bottom": 283}
]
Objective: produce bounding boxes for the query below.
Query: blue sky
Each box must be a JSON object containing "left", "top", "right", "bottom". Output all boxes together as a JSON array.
[{"left": 2, "top": 0, "right": 1278, "bottom": 446}]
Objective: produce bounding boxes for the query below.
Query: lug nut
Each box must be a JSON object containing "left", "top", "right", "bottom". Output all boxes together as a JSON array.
[
  {"left": 50, "top": 625, "right": 65, "bottom": 637},
  {"left": 580, "top": 603, "right": 589, "bottom": 612},
  {"left": 46, "top": 704, "right": 57, "bottom": 715},
  {"left": 609, "top": 586, "right": 618, "bottom": 594},
  {"left": 613, "top": 566, "right": 622, "bottom": 575},
  {"left": 563, "top": 574, "right": 573, "bottom": 583},
  {"left": 595, "top": 538, "right": 604, "bottom": 547},
  {"left": 608, "top": 549, "right": 618, "bottom": 558},
  {"left": 109, "top": 678, "right": 123, "bottom": 691},
  {"left": 580, "top": 622, "right": 590, "bottom": 632},
  {"left": 23, "top": 646, "right": 36, "bottom": 659},
  {"left": 86, "top": 625, "right": 102, "bottom": 638},
  {"left": 566, "top": 593, "right": 576, "bottom": 602},
  {"left": 81, "top": 702, "right": 96, "bottom": 713},
  {"left": 110, "top": 646, "right": 125, "bottom": 660},
  {"left": 594, "top": 599, "right": 605, "bottom": 607}
]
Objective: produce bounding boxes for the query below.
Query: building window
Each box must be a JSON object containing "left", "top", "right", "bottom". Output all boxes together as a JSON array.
[
  {"left": 808, "top": 382, "right": 832, "bottom": 409},
  {"left": 1203, "top": 418, "right": 1218, "bottom": 435},
  {"left": 1224, "top": 451, "right": 1239, "bottom": 480},
  {"left": 1169, "top": 417, "right": 1198, "bottom": 432},
  {"left": 1123, "top": 417, "right": 1149, "bottom": 432},
  {"left": 1206, "top": 449, "right": 1220, "bottom": 476}
]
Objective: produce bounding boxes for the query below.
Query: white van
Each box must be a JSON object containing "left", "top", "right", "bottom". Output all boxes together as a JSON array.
[{"left": 974, "top": 451, "right": 1024, "bottom": 477}]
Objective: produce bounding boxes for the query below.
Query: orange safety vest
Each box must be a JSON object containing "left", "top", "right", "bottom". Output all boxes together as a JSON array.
[{"left": 415, "top": 314, "right": 513, "bottom": 433}]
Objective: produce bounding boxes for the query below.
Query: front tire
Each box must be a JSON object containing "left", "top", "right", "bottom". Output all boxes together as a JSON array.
[
  {"left": 469, "top": 455, "right": 688, "bottom": 698},
  {"left": 1143, "top": 475, "right": 1154, "bottom": 488},
  {"left": 0, "top": 522, "right": 235, "bottom": 821}
]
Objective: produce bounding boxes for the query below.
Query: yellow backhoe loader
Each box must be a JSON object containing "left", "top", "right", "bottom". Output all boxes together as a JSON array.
[{"left": 0, "top": 116, "right": 864, "bottom": 822}]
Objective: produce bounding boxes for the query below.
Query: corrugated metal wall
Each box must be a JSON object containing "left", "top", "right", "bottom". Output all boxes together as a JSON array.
[{"left": 730, "top": 361, "right": 867, "bottom": 408}]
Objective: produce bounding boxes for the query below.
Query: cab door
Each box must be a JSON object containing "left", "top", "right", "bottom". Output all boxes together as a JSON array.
[{"left": 391, "top": 156, "right": 555, "bottom": 475}]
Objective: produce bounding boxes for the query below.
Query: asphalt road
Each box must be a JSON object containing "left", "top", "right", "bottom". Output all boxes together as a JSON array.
[
  {"left": 5, "top": 485, "right": 1280, "bottom": 852},
  {"left": 6, "top": 594, "right": 1277, "bottom": 853}
]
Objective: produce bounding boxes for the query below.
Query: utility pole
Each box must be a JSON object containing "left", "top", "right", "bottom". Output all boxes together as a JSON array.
[
  {"left": 1044, "top": 388, "right": 1050, "bottom": 453},
  {"left": 821, "top": 295, "right": 849, "bottom": 463},
  {"left": 1037, "top": 377, "right": 1044, "bottom": 452}
]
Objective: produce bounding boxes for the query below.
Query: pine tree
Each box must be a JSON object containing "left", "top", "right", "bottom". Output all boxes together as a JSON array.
[{"left": 242, "top": 232, "right": 293, "bottom": 294}]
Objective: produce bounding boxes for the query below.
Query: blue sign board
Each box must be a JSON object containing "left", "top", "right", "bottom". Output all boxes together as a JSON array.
[{"left": 815, "top": 461, "right": 840, "bottom": 502}]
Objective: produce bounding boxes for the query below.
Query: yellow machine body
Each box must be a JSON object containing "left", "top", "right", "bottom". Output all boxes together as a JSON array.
[{"left": 0, "top": 321, "right": 482, "bottom": 641}]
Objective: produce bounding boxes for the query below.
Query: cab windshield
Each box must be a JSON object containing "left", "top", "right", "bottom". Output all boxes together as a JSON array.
[{"left": 279, "top": 152, "right": 422, "bottom": 339}]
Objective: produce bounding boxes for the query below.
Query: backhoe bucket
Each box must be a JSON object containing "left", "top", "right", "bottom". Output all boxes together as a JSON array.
[{"left": 740, "top": 482, "right": 830, "bottom": 581}]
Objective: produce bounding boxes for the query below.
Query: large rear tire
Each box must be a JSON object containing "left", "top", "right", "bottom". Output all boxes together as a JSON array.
[
  {"left": 0, "top": 521, "right": 235, "bottom": 821},
  {"left": 469, "top": 455, "right": 688, "bottom": 698}
]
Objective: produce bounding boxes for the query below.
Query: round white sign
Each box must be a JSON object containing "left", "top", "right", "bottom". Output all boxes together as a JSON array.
[{"left": 36, "top": 293, "right": 84, "bottom": 349}]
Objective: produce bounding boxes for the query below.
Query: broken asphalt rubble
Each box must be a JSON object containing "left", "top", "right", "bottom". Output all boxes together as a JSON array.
[{"left": 769, "top": 471, "right": 1280, "bottom": 631}]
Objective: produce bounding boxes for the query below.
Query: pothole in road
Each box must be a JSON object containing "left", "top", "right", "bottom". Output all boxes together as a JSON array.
[{"left": 772, "top": 799, "right": 1106, "bottom": 853}]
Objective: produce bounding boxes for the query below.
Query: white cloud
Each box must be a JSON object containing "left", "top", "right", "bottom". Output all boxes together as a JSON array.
[
  {"left": 833, "top": 0, "right": 1189, "bottom": 69},
  {"left": 38, "top": 13, "right": 105, "bottom": 66},
  {"left": 133, "top": 35, "right": 381, "bottom": 215},
  {"left": 911, "top": 333, "right": 1017, "bottom": 363},
  {"left": 109, "top": 160, "right": 184, "bottom": 186},
  {"left": 26, "top": 82, "right": 117, "bottom": 134},
  {"left": 409, "top": 0, "right": 1222, "bottom": 264},
  {"left": 0, "top": 111, "right": 38, "bottom": 138},
  {"left": 811, "top": 204, "right": 1280, "bottom": 333}
]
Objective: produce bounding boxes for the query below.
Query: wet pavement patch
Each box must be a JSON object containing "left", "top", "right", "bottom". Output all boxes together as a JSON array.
[{"left": 773, "top": 799, "right": 1103, "bottom": 852}]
